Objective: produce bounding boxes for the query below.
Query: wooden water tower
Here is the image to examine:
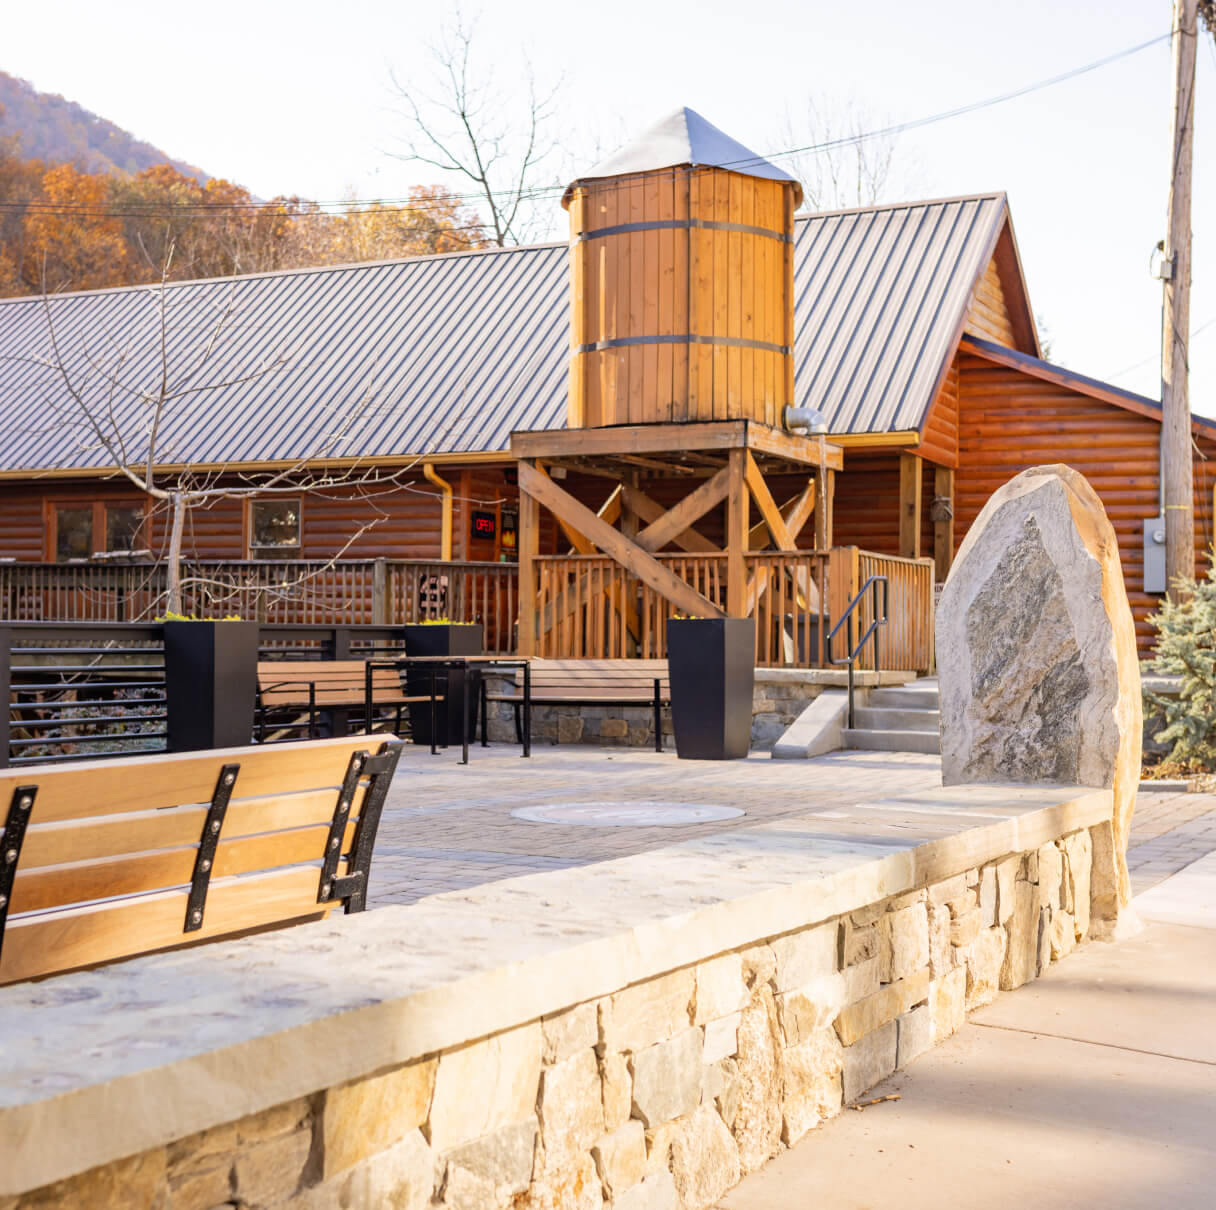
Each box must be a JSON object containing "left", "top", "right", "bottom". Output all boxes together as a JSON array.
[
  {"left": 562, "top": 107, "right": 802, "bottom": 429},
  {"left": 511, "top": 109, "right": 842, "bottom": 654}
]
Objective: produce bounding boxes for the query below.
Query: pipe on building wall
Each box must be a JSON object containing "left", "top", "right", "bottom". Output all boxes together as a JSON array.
[{"left": 423, "top": 463, "right": 453, "bottom": 561}]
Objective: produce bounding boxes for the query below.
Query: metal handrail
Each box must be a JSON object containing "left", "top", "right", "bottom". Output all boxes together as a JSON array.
[{"left": 827, "top": 575, "right": 890, "bottom": 728}]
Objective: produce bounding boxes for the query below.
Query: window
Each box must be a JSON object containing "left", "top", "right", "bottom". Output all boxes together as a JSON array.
[
  {"left": 106, "top": 506, "right": 145, "bottom": 553},
  {"left": 250, "top": 499, "right": 302, "bottom": 559},
  {"left": 55, "top": 507, "right": 93, "bottom": 561},
  {"left": 50, "top": 501, "right": 146, "bottom": 562}
]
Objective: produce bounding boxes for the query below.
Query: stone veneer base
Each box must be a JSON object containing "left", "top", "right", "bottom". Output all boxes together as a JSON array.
[{"left": 0, "top": 782, "right": 1115, "bottom": 1208}]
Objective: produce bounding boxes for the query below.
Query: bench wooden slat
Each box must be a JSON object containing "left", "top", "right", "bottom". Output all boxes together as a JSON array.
[
  {"left": 10, "top": 819, "right": 360, "bottom": 915},
  {"left": 0, "top": 736, "right": 403, "bottom": 984},
  {"left": 18, "top": 785, "right": 369, "bottom": 870},
  {"left": 0, "top": 864, "right": 336, "bottom": 985},
  {"left": 0, "top": 736, "right": 380, "bottom": 827},
  {"left": 258, "top": 660, "right": 421, "bottom": 710},
  {"left": 485, "top": 659, "right": 670, "bottom": 708}
]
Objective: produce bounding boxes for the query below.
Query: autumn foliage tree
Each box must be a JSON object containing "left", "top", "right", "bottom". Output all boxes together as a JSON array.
[
  {"left": 22, "top": 162, "right": 130, "bottom": 291},
  {"left": 0, "top": 141, "right": 488, "bottom": 297}
]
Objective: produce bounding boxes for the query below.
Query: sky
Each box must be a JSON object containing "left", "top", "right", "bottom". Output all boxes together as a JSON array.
[{"left": 6, "top": 0, "right": 1216, "bottom": 413}]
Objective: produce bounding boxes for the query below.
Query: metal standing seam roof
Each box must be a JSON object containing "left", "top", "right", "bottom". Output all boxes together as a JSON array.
[{"left": 0, "top": 194, "right": 1013, "bottom": 475}]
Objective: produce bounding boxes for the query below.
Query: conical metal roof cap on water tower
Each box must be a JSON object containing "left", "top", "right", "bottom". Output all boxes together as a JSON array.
[{"left": 562, "top": 107, "right": 803, "bottom": 207}]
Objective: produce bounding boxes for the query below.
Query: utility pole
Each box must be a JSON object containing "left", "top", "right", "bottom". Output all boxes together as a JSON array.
[{"left": 1162, "top": 0, "right": 1199, "bottom": 596}]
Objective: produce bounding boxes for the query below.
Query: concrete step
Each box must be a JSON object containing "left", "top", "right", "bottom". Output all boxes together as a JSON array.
[
  {"left": 843, "top": 727, "right": 941, "bottom": 755},
  {"left": 853, "top": 706, "right": 941, "bottom": 733},
  {"left": 868, "top": 686, "right": 941, "bottom": 710}
]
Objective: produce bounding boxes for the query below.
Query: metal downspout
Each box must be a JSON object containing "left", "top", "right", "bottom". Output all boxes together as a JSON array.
[{"left": 423, "top": 463, "right": 453, "bottom": 561}]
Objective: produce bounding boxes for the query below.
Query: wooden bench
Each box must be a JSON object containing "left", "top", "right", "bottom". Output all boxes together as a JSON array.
[
  {"left": 0, "top": 735, "right": 402, "bottom": 984},
  {"left": 481, "top": 659, "right": 670, "bottom": 752},
  {"left": 257, "top": 659, "right": 437, "bottom": 740}
]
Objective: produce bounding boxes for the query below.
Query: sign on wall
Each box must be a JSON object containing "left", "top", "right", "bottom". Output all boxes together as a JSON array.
[{"left": 471, "top": 510, "right": 498, "bottom": 542}]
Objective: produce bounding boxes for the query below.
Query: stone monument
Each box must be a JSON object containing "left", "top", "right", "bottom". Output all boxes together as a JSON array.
[{"left": 937, "top": 465, "right": 1141, "bottom": 926}]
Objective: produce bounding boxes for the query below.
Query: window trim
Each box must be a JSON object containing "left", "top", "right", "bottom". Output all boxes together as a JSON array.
[
  {"left": 247, "top": 496, "right": 304, "bottom": 559},
  {"left": 45, "top": 498, "right": 149, "bottom": 562}
]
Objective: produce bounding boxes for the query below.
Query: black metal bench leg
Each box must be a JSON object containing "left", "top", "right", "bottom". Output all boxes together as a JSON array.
[
  {"left": 654, "top": 678, "right": 663, "bottom": 753},
  {"left": 480, "top": 678, "right": 489, "bottom": 746},
  {"left": 512, "top": 701, "right": 523, "bottom": 746}
]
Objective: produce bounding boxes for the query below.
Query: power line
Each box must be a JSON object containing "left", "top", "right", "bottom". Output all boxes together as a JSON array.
[
  {"left": 0, "top": 31, "right": 1173, "bottom": 223},
  {"left": 1108, "top": 315, "right": 1216, "bottom": 381}
]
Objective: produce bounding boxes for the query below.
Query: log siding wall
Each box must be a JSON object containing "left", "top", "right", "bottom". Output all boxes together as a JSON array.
[{"left": 955, "top": 351, "right": 1216, "bottom": 652}]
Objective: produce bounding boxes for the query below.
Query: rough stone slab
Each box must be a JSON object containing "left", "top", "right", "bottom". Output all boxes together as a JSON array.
[
  {"left": 770, "top": 922, "right": 840, "bottom": 991},
  {"left": 937, "top": 465, "right": 1141, "bottom": 907},
  {"left": 963, "top": 926, "right": 1007, "bottom": 1010},
  {"left": 613, "top": 1168, "right": 680, "bottom": 1210},
  {"left": 781, "top": 1028, "right": 843, "bottom": 1145},
  {"left": 630, "top": 1027, "right": 703, "bottom": 1128},
  {"left": 303, "top": 1130, "right": 432, "bottom": 1210},
  {"left": 0, "top": 782, "right": 1111, "bottom": 1196},
  {"left": 322, "top": 1057, "right": 436, "bottom": 1179},
  {"left": 602, "top": 970, "right": 695, "bottom": 1054},
  {"left": 671, "top": 1105, "right": 742, "bottom": 1209},
  {"left": 834, "top": 970, "right": 930, "bottom": 1047},
  {"left": 693, "top": 953, "right": 747, "bottom": 1025},
  {"left": 442, "top": 1118, "right": 536, "bottom": 1201},
  {"left": 591, "top": 1120, "right": 645, "bottom": 1199},
  {"left": 929, "top": 968, "right": 966, "bottom": 1041},
  {"left": 841, "top": 1020, "right": 898, "bottom": 1104},
  {"left": 880, "top": 903, "right": 929, "bottom": 983},
  {"left": 539, "top": 1049, "right": 603, "bottom": 1158},
  {"left": 542, "top": 1002, "right": 599, "bottom": 1065},
  {"left": 895, "top": 1005, "right": 933, "bottom": 1068},
  {"left": 702, "top": 1012, "right": 742, "bottom": 1064},
  {"left": 601, "top": 1052, "right": 632, "bottom": 1133},
  {"left": 775, "top": 973, "right": 846, "bottom": 1047},
  {"left": 429, "top": 1023, "right": 542, "bottom": 1152},
  {"left": 979, "top": 865, "right": 998, "bottom": 926},
  {"left": 703, "top": 1057, "right": 740, "bottom": 1128},
  {"left": 1000, "top": 880, "right": 1043, "bottom": 991}
]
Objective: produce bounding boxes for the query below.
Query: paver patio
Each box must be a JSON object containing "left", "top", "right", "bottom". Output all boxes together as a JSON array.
[{"left": 366, "top": 744, "right": 1216, "bottom": 907}]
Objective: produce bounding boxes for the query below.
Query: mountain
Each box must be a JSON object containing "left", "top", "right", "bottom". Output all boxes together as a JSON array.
[{"left": 0, "top": 71, "right": 208, "bottom": 181}]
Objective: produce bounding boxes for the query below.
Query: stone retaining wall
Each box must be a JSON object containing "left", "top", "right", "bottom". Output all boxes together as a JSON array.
[
  {"left": 5, "top": 819, "right": 1103, "bottom": 1210},
  {"left": 479, "top": 671, "right": 892, "bottom": 750}
]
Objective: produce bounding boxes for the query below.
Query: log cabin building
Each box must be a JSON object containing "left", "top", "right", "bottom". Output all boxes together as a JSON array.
[{"left": 0, "top": 109, "right": 1212, "bottom": 658}]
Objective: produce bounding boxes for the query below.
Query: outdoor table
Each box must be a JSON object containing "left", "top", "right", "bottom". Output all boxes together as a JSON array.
[{"left": 370, "top": 655, "right": 531, "bottom": 765}]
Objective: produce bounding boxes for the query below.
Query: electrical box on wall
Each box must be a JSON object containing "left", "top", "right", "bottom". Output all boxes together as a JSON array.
[{"left": 1143, "top": 517, "right": 1167, "bottom": 594}]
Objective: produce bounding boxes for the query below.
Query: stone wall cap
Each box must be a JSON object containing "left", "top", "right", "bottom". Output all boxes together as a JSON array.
[{"left": 0, "top": 782, "right": 1112, "bottom": 1196}]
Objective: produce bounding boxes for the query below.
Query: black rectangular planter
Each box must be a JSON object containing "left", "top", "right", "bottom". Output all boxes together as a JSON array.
[
  {"left": 163, "top": 620, "right": 259, "bottom": 752},
  {"left": 403, "top": 623, "right": 484, "bottom": 746},
  {"left": 666, "top": 617, "right": 755, "bottom": 760}
]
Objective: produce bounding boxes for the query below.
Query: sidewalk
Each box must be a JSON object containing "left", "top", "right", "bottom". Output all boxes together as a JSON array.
[{"left": 719, "top": 794, "right": 1216, "bottom": 1210}]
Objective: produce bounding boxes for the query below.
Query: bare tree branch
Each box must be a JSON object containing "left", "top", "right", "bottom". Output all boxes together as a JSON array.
[{"left": 388, "top": 10, "right": 565, "bottom": 246}]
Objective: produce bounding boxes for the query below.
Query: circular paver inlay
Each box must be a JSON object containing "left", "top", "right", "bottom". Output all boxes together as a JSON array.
[{"left": 510, "top": 801, "right": 745, "bottom": 827}]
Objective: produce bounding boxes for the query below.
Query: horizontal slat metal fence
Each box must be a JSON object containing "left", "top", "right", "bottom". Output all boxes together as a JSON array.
[{"left": 3, "top": 623, "right": 167, "bottom": 766}]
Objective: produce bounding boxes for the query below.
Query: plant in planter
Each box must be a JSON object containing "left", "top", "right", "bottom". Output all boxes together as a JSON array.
[
  {"left": 402, "top": 621, "right": 485, "bottom": 745},
  {"left": 161, "top": 617, "right": 259, "bottom": 751},
  {"left": 665, "top": 616, "right": 755, "bottom": 760}
]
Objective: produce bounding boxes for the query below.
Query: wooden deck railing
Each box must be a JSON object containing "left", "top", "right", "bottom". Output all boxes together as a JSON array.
[
  {"left": 0, "top": 548, "right": 933, "bottom": 669},
  {"left": 854, "top": 550, "right": 936, "bottom": 672},
  {"left": 0, "top": 560, "right": 520, "bottom": 654},
  {"left": 531, "top": 547, "right": 934, "bottom": 671}
]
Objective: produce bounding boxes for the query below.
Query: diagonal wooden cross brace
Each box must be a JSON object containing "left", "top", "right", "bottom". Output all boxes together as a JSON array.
[{"left": 517, "top": 461, "right": 725, "bottom": 619}]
